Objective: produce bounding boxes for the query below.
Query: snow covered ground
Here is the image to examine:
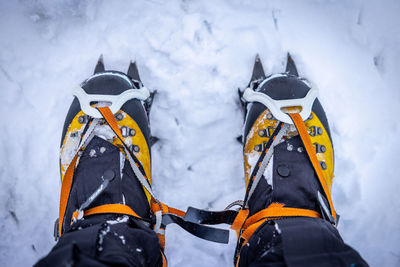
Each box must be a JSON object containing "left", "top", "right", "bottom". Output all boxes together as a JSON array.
[{"left": 1, "top": 0, "right": 399, "bottom": 266}]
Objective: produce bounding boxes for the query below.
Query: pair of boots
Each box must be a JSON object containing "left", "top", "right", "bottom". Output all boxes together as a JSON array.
[{"left": 36, "top": 55, "right": 367, "bottom": 266}]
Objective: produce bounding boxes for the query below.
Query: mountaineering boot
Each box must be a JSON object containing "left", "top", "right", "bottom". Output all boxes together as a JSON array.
[
  {"left": 59, "top": 56, "right": 155, "bottom": 232},
  {"left": 36, "top": 56, "right": 165, "bottom": 266},
  {"left": 59, "top": 57, "right": 154, "bottom": 231},
  {"left": 241, "top": 54, "right": 334, "bottom": 218},
  {"left": 233, "top": 54, "right": 367, "bottom": 266},
  {"left": 37, "top": 56, "right": 232, "bottom": 267}
]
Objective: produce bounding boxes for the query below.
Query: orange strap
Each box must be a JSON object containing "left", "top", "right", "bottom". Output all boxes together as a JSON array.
[
  {"left": 151, "top": 200, "right": 186, "bottom": 217},
  {"left": 243, "top": 203, "right": 320, "bottom": 229},
  {"left": 161, "top": 250, "right": 168, "bottom": 267},
  {"left": 242, "top": 203, "right": 321, "bottom": 244},
  {"left": 158, "top": 233, "right": 166, "bottom": 250},
  {"left": 168, "top": 206, "right": 186, "bottom": 217},
  {"left": 231, "top": 209, "right": 249, "bottom": 236},
  {"left": 231, "top": 203, "right": 321, "bottom": 246},
  {"left": 84, "top": 204, "right": 141, "bottom": 218},
  {"left": 97, "top": 106, "right": 124, "bottom": 140},
  {"left": 289, "top": 113, "right": 336, "bottom": 224},
  {"left": 59, "top": 153, "right": 78, "bottom": 236}
]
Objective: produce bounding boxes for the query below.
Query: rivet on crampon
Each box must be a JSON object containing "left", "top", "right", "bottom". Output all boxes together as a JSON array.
[
  {"left": 258, "top": 127, "right": 274, "bottom": 137},
  {"left": 78, "top": 115, "right": 88, "bottom": 124},
  {"left": 121, "top": 126, "right": 136, "bottom": 137},
  {"left": 121, "top": 126, "right": 129, "bottom": 137},
  {"left": 115, "top": 113, "right": 124, "bottom": 121},
  {"left": 314, "top": 143, "right": 326, "bottom": 153},
  {"left": 258, "top": 129, "right": 267, "bottom": 137},
  {"left": 320, "top": 161, "right": 327, "bottom": 170},
  {"left": 309, "top": 126, "right": 323, "bottom": 137},
  {"left": 130, "top": 145, "right": 140, "bottom": 153},
  {"left": 254, "top": 144, "right": 263, "bottom": 152}
]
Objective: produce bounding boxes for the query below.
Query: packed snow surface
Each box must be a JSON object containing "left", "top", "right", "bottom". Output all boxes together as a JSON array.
[{"left": 1, "top": 1, "right": 399, "bottom": 266}]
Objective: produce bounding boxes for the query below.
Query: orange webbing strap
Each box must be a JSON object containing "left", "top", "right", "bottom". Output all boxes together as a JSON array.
[
  {"left": 231, "top": 209, "right": 249, "bottom": 237},
  {"left": 71, "top": 204, "right": 142, "bottom": 221},
  {"left": 231, "top": 203, "right": 321, "bottom": 248},
  {"left": 158, "top": 233, "right": 166, "bottom": 250},
  {"left": 231, "top": 203, "right": 322, "bottom": 252},
  {"left": 168, "top": 206, "right": 186, "bottom": 218},
  {"left": 150, "top": 200, "right": 186, "bottom": 217},
  {"left": 288, "top": 113, "right": 336, "bottom": 224},
  {"left": 161, "top": 251, "right": 167, "bottom": 267},
  {"left": 59, "top": 153, "right": 78, "bottom": 237},
  {"left": 239, "top": 203, "right": 321, "bottom": 245},
  {"left": 97, "top": 106, "right": 125, "bottom": 141},
  {"left": 242, "top": 203, "right": 321, "bottom": 229}
]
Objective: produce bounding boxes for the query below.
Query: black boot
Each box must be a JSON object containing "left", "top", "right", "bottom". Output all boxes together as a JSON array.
[
  {"left": 235, "top": 54, "right": 368, "bottom": 267},
  {"left": 36, "top": 58, "right": 164, "bottom": 266}
]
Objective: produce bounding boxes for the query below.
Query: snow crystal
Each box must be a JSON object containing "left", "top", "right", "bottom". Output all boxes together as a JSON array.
[
  {"left": 92, "top": 125, "right": 115, "bottom": 141},
  {"left": 263, "top": 156, "right": 274, "bottom": 188},
  {"left": 106, "top": 216, "right": 129, "bottom": 225},
  {"left": 286, "top": 143, "right": 293, "bottom": 152},
  {"left": 89, "top": 149, "right": 96, "bottom": 157},
  {"left": 246, "top": 151, "right": 259, "bottom": 177}
]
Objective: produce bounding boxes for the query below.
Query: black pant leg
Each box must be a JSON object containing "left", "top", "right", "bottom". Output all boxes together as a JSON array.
[
  {"left": 238, "top": 218, "right": 368, "bottom": 267},
  {"left": 35, "top": 215, "right": 162, "bottom": 267}
]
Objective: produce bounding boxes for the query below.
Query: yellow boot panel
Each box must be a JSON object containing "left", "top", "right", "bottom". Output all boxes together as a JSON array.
[
  {"left": 304, "top": 112, "right": 334, "bottom": 191},
  {"left": 243, "top": 110, "right": 334, "bottom": 191},
  {"left": 60, "top": 110, "right": 152, "bottom": 203}
]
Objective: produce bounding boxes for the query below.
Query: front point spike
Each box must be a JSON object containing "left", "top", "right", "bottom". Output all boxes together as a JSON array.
[
  {"left": 94, "top": 54, "right": 105, "bottom": 74},
  {"left": 249, "top": 54, "right": 266, "bottom": 84},
  {"left": 127, "top": 61, "right": 141, "bottom": 82},
  {"left": 285, "top": 53, "right": 299, "bottom": 76},
  {"left": 150, "top": 136, "right": 160, "bottom": 147}
]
